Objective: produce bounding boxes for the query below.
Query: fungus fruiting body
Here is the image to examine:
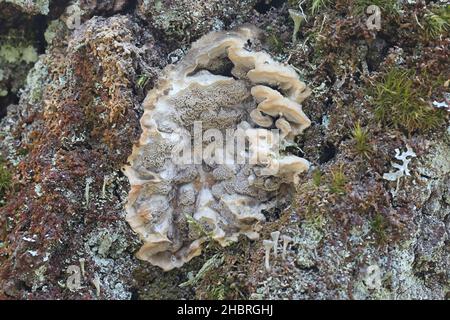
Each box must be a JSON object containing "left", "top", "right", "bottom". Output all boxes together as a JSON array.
[
  {"left": 263, "top": 240, "right": 274, "bottom": 272},
  {"left": 271, "top": 231, "right": 280, "bottom": 258},
  {"left": 124, "top": 26, "right": 311, "bottom": 271},
  {"left": 281, "top": 235, "right": 293, "bottom": 260}
]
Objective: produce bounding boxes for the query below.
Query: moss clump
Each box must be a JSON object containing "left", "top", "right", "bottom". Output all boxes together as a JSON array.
[
  {"left": 266, "top": 32, "right": 284, "bottom": 54},
  {"left": 351, "top": 122, "right": 371, "bottom": 157},
  {"left": 312, "top": 169, "right": 323, "bottom": 187},
  {"left": 136, "top": 74, "right": 150, "bottom": 89},
  {"left": 185, "top": 214, "right": 223, "bottom": 251},
  {"left": 372, "top": 68, "right": 447, "bottom": 134},
  {"left": 353, "top": 0, "right": 399, "bottom": 15},
  {"left": 423, "top": 5, "right": 450, "bottom": 39},
  {"left": 311, "top": 0, "right": 332, "bottom": 14},
  {"left": 0, "top": 158, "right": 12, "bottom": 205},
  {"left": 371, "top": 213, "right": 387, "bottom": 244},
  {"left": 329, "top": 165, "right": 347, "bottom": 195},
  {"left": 208, "top": 284, "right": 226, "bottom": 300}
]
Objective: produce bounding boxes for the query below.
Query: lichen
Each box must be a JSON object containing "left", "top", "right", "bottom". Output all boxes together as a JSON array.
[
  {"left": 137, "top": 0, "right": 257, "bottom": 45},
  {"left": 0, "top": 32, "right": 40, "bottom": 101},
  {"left": 0, "top": 43, "right": 38, "bottom": 62},
  {"left": 44, "top": 19, "right": 67, "bottom": 44},
  {"left": 383, "top": 145, "right": 416, "bottom": 183},
  {"left": 21, "top": 59, "right": 48, "bottom": 104},
  {"left": 1, "top": 0, "right": 50, "bottom": 15}
]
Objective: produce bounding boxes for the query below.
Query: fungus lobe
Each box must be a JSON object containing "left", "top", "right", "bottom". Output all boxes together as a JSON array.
[{"left": 124, "top": 26, "right": 311, "bottom": 271}]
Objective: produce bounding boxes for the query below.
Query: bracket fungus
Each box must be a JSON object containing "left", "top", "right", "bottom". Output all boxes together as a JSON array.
[{"left": 124, "top": 26, "right": 312, "bottom": 271}]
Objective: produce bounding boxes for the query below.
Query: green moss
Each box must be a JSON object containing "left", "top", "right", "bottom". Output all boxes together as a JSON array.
[
  {"left": 423, "top": 5, "right": 450, "bottom": 39},
  {"left": 207, "top": 283, "right": 227, "bottom": 300},
  {"left": 371, "top": 213, "right": 387, "bottom": 244},
  {"left": 311, "top": 0, "right": 332, "bottom": 14},
  {"left": 179, "top": 254, "right": 224, "bottom": 289},
  {"left": 329, "top": 165, "right": 347, "bottom": 195},
  {"left": 0, "top": 157, "right": 12, "bottom": 205},
  {"left": 185, "top": 214, "right": 225, "bottom": 250},
  {"left": 372, "top": 68, "right": 447, "bottom": 134},
  {"left": 290, "top": 0, "right": 337, "bottom": 14},
  {"left": 266, "top": 32, "right": 285, "bottom": 54},
  {"left": 137, "top": 74, "right": 150, "bottom": 89},
  {"left": 312, "top": 169, "right": 322, "bottom": 187},
  {"left": 304, "top": 207, "right": 326, "bottom": 229},
  {"left": 351, "top": 122, "right": 371, "bottom": 157},
  {"left": 201, "top": 264, "right": 241, "bottom": 300},
  {"left": 353, "top": 0, "right": 399, "bottom": 15}
]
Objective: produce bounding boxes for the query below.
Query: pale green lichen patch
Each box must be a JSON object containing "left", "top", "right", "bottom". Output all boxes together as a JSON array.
[
  {"left": 0, "top": 19, "right": 43, "bottom": 100},
  {"left": 21, "top": 46, "right": 39, "bottom": 63},
  {"left": 22, "top": 59, "right": 48, "bottom": 104},
  {"left": 44, "top": 19, "right": 67, "bottom": 44},
  {"left": 1, "top": 0, "right": 50, "bottom": 15},
  {"left": 0, "top": 44, "right": 38, "bottom": 64}
]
